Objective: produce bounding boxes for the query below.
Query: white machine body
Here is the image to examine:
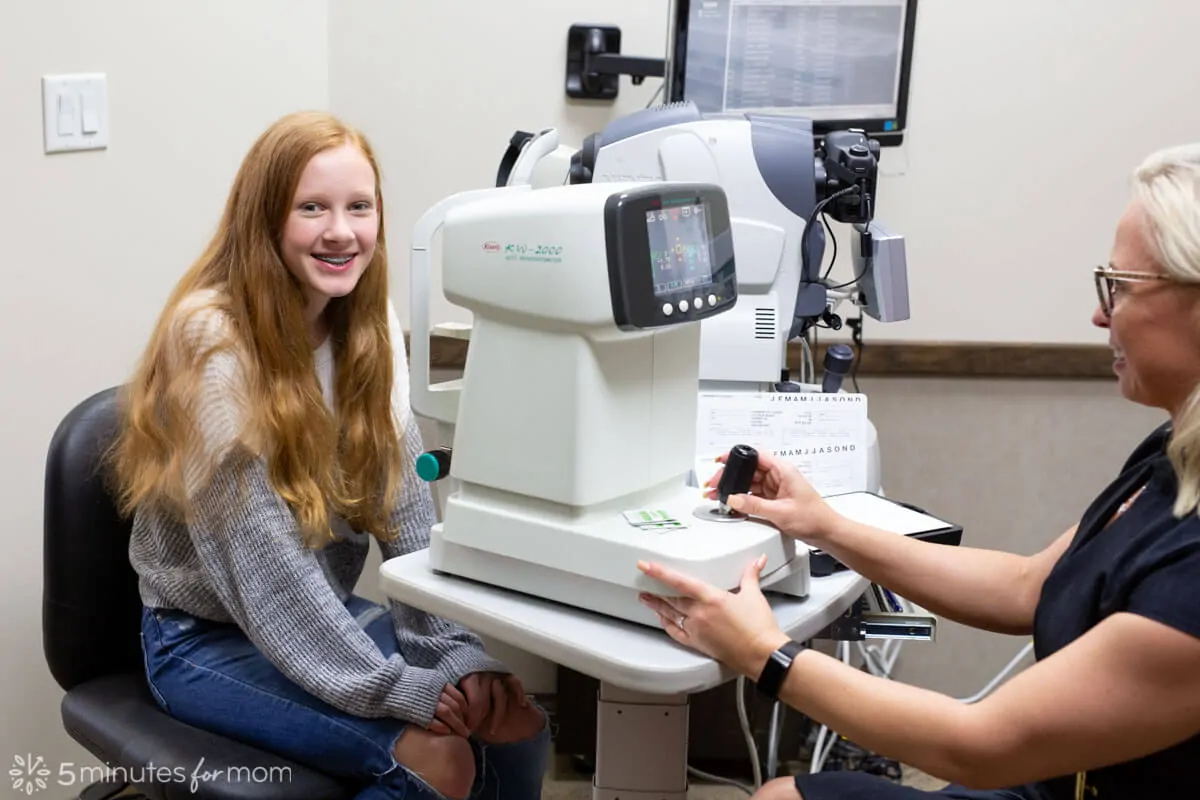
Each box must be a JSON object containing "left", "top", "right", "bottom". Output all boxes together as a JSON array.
[
  {"left": 501, "top": 113, "right": 884, "bottom": 493},
  {"left": 422, "top": 181, "right": 809, "bottom": 627},
  {"left": 514, "top": 119, "right": 806, "bottom": 385}
]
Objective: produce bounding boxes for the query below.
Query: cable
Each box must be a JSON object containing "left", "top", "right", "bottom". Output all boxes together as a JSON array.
[
  {"left": 820, "top": 213, "right": 839, "bottom": 281},
  {"left": 956, "top": 642, "right": 1035, "bottom": 704},
  {"left": 857, "top": 641, "right": 892, "bottom": 678},
  {"left": 736, "top": 676, "right": 764, "bottom": 789},
  {"left": 809, "top": 641, "right": 853, "bottom": 774},
  {"left": 847, "top": 313, "right": 864, "bottom": 393},
  {"left": 811, "top": 326, "right": 819, "bottom": 382},
  {"left": 800, "top": 186, "right": 860, "bottom": 291},
  {"left": 826, "top": 256, "right": 868, "bottom": 291},
  {"left": 644, "top": 80, "right": 664, "bottom": 108},
  {"left": 687, "top": 766, "right": 754, "bottom": 795},
  {"left": 683, "top": 674, "right": 764, "bottom": 796},
  {"left": 766, "top": 701, "right": 784, "bottom": 779},
  {"left": 798, "top": 336, "right": 814, "bottom": 384}
]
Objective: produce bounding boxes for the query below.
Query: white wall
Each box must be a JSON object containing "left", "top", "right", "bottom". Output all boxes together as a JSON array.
[
  {"left": 340, "top": 0, "right": 1200, "bottom": 346},
  {"left": 329, "top": 0, "right": 668, "bottom": 335},
  {"left": 866, "top": 0, "right": 1200, "bottom": 344},
  {"left": 0, "top": 0, "right": 328, "bottom": 783}
]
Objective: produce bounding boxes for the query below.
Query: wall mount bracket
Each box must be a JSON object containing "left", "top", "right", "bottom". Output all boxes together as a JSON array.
[{"left": 565, "top": 25, "right": 666, "bottom": 100}]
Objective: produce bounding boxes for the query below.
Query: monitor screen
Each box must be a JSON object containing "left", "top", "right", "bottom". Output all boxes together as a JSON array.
[
  {"left": 669, "top": 0, "right": 917, "bottom": 141},
  {"left": 646, "top": 203, "right": 715, "bottom": 296}
]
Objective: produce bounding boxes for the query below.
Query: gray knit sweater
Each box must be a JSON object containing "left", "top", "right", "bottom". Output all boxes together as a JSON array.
[{"left": 129, "top": 292, "right": 504, "bottom": 728}]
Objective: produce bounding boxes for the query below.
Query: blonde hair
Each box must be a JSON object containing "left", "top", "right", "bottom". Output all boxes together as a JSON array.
[
  {"left": 109, "top": 111, "right": 402, "bottom": 546},
  {"left": 1133, "top": 142, "right": 1200, "bottom": 516}
]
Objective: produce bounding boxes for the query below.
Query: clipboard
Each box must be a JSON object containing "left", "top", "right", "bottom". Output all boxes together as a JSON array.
[{"left": 808, "top": 491, "right": 963, "bottom": 577}]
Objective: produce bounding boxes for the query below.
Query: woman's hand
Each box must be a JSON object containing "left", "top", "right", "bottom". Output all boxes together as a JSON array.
[
  {"left": 637, "top": 555, "right": 789, "bottom": 678},
  {"left": 430, "top": 683, "right": 472, "bottom": 737},
  {"left": 704, "top": 449, "right": 836, "bottom": 545}
]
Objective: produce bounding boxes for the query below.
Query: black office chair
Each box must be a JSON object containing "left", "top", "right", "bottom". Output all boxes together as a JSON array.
[{"left": 42, "top": 387, "right": 354, "bottom": 800}]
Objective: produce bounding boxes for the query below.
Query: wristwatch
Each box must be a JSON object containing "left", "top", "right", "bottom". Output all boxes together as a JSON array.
[{"left": 755, "top": 639, "right": 806, "bottom": 699}]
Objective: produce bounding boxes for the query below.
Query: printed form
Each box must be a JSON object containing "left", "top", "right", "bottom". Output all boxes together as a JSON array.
[{"left": 694, "top": 391, "right": 870, "bottom": 497}]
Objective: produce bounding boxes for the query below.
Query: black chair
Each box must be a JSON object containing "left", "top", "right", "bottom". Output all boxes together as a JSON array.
[{"left": 42, "top": 387, "right": 355, "bottom": 800}]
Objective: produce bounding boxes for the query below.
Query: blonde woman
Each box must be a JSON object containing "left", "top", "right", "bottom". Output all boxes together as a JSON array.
[
  {"left": 639, "top": 143, "right": 1200, "bottom": 800},
  {"left": 111, "top": 111, "right": 548, "bottom": 800}
]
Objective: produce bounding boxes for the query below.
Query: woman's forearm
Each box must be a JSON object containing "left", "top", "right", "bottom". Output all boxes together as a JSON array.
[
  {"left": 757, "top": 636, "right": 998, "bottom": 787},
  {"left": 811, "top": 513, "right": 1039, "bottom": 635}
]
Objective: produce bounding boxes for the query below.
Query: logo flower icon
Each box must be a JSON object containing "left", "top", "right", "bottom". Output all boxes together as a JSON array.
[{"left": 9, "top": 754, "right": 51, "bottom": 795}]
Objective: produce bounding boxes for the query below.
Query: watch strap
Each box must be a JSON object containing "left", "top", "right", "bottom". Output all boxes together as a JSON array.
[{"left": 755, "top": 639, "right": 806, "bottom": 699}]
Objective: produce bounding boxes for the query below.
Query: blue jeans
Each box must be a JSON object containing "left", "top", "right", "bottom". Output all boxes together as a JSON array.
[{"left": 141, "top": 595, "right": 550, "bottom": 800}]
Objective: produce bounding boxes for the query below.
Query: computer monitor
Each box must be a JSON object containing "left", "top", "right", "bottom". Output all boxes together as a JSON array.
[{"left": 667, "top": 0, "right": 918, "bottom": 145}]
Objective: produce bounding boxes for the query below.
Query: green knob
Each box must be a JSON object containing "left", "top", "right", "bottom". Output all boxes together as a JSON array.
[{"left": 416, "top": 448, "right": 451, "bottom": 482}]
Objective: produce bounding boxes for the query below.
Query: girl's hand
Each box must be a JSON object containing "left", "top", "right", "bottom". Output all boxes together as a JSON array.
[{"left": 429, "top": 683, "right": 472, "bottom": 738}]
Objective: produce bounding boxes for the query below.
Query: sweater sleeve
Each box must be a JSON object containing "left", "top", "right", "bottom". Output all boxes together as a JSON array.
[
  {"left": 378, "top": 412, "right": 509, "bottom": 682},
  {"left": 175, "top": 309, "right": 452, "bottom": 727}
]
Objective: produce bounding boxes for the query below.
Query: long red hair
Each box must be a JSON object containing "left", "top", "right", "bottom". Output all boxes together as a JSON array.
[{"left": 110, "top": 111, "right": 402, "bottom": 546}]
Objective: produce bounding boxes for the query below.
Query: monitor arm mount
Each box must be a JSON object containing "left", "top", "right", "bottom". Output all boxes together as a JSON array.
[{"left": 566, "top": 25, "right": 666, "bottom": 100}]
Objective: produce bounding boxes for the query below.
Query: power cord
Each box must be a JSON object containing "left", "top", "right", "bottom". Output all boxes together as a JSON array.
[
  {"left": 687, "top": 765, "right": 754, "bottom": 795},
  {"left": 801, "top": 187, "right": 860, "bottom": 293},
  {"left": 819, "top": 213, "right": 839, "bottom": 281},
  {"left": 684, "top": 676, "right": 760, "bottom": 795},
  {"left": 737, "top": 676, "right": 764, "bottom": 789},
  {"left": 956, "top": 642, "right": 1035, "bottom": 704},
  {"left": 644, "top": 80, "right": 664, "bottom": 108},
  {"left": 847, "top": 313, "right": 864, "bottom": 393}
]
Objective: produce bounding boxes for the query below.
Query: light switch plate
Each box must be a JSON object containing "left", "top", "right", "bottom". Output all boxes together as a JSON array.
[{"left": 43, "top": 73, "right": 108, "bottom": 154}]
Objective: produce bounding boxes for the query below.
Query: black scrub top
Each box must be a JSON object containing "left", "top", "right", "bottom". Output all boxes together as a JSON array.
[{"left": 1031, "top": 422, "right": 1200, "bottom": 798}]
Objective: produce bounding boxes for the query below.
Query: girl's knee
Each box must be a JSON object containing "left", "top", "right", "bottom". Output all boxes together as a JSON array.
[
  {"left": 392, "top": 727, "right": 476, "bottom": 800},
  {"left": 753, "top": 776, "right": 804, "bottom": 800}
]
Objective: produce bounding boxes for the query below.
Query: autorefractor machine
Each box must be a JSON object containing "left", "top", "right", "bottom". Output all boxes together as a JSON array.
[{"left": 406, "top": 102, "right": 910, "bottom": 627}]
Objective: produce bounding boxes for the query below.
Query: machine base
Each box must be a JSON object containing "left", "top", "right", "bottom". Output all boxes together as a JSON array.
[{"left": 429, "top": 535, "right": 810, "bottom": 629}]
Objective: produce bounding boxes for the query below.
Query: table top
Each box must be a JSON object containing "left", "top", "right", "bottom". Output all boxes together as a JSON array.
[{"left": 379, "top": 550, "right": 867, "bottom": 696}]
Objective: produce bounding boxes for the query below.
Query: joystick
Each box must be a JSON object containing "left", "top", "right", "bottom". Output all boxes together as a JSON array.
[
  {"left": 694, "top": 444, "right": 759, "bottom": 523},
  {"left": 717, "top": 444, "right": 758, "bottom": 515}
]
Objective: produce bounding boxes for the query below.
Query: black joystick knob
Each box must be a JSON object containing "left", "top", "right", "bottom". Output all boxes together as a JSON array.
[
  {"left": 822, "top": 343, "right": 855, "bottom": 394},
  {"left": 717, "top": 444, "right": 759, "bottom": 514}
]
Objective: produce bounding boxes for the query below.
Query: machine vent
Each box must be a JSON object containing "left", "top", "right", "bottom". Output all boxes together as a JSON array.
[{"left": 754, "top": 308, "right": 776, "bottom": 340}]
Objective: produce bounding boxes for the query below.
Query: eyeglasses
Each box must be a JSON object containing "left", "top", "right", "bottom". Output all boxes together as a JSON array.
[{"left": 1093, "top": 265, "right": 1176, "bottom": 317}]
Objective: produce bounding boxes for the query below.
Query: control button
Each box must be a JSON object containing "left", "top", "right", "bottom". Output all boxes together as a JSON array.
[
  {"left": 678, "top": 300, "right": 689, "bottom": 313},
  {"left": 662, "top": 303, "right": 673, "bottom": 316},
  {"left": 708, "top": 294, "right": 717, "bottom": 307}
]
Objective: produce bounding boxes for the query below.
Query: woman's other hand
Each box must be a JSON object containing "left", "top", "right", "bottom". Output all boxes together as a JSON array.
[
  {"left": 704, "top": 449, "right": 836, "bottom": 545},
  {"left": 637, "top": 555, "right": 789, "bottom": 678}
]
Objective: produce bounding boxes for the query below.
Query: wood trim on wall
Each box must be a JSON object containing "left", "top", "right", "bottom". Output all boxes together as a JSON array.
[
  {"left": 411, "top": 335, "right": 1116, "bottom": 380},
  {"left": 805, "top": 342, "right": 1116, "bottom": 380}
]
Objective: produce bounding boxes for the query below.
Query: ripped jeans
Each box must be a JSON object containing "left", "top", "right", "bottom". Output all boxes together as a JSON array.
[{"left": 140, "top": 595, "right": 550, "bottom": 800}]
